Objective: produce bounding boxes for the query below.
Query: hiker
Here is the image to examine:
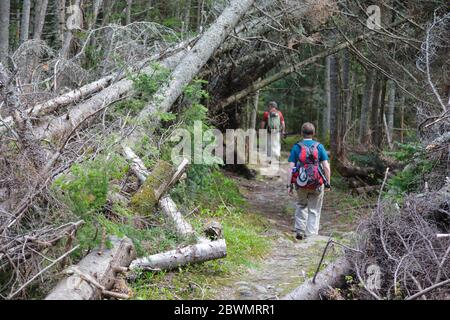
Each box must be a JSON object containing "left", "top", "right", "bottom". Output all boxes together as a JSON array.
[
  {"left": 287, "top": 122, "right": 331, "bottom": 240},
  {"left": 260, "top": 101, "right": 285, "bottom": 163}
]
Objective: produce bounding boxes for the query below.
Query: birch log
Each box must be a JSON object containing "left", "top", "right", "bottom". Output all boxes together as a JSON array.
[
  {"left": 159, "top": 196, "right": 195, "bottom": 237},
  {"left": 122, "top": 146, "right": 149, "bottom": 184},
  {"left": 45, "top": 236, "right": 136, "bottom": 300},
  {"left": 283, "top": 257, "right": 351, "bottom": 300},
  {"left": 129, "top": 239, "right": 226, "bottom": 271}
]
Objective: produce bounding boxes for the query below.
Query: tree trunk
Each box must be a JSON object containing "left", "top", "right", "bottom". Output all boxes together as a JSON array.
[
  {"left": 0, "top": 0, "right": 10, "bottom": 65},
  {"left": 126, "top": 0, "right": 132, "bottom": 25},
  {"left": 135, "top": 0, "right": 256, "bottom": 132},
  {"left": 196, "top": 0, "right": 205, "bottom": 32},
  {"left": 129, "top": 239, "right": 227, "bottom": 271},
  {"left": 159, "top": 196, "right": 195, "bottom": 237},
  {"left": 250, "top": 90, "right": 259, "bottom": 130},
  {"left": 359, "top": 69, "right": 375, "bottom": 144},
  {"left": 130, "top": 158, "right": 189, "bottom": 214},
  {"left": 45, "top": 236, "right": 136, "bottom": 300},
  {"left": 90, "top": 0, "right": 104, "bottom": 29},
  {"left": 283, "top": 257, "right": 351, "bottom": 300},
  {"left": 322, "top": 55, "right": 331, "bottom": 140},
  {"left": 33, "top": 0, "right": 48, "bottom": 40},
  {"left": 376, "top": 79, "right": 387, "bottom": 148},
  {"left": 61, "top": 0, "right": 82, "bottom": 59},
  {"left": 386, "top": 79, "right": 396, "bottom": 140},
  {"left": 56, "top": 0, "right": 66, "bottom": 47},
  {"left": 20, "top": 0, "right": 31, "bottom": 44},
  {"left": 399, "top": 93, "right": 405, "bottom": 143},
  {"left": 329, "top": 54, "right": 341, "bottom": 159},
  {"left": 182, "top": 0, "right": 191, "bottom": 34},
  {"left": 369, "top": 75, "right": 382, "bottom": 146}
]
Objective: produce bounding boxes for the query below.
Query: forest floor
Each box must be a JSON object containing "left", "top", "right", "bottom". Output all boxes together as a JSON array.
[{"left": 210, "top": 154, "right": 368, "bottom": 300}]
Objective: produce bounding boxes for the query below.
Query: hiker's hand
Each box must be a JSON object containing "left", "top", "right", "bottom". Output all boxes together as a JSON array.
[
  {"left": 324, "top": 185, "right": 331, "bottom": 192},
  {"left": 287, "top": 185, "right": 294, "bottom": 196}
]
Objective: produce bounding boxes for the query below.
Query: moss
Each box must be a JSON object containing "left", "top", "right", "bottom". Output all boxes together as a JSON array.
[{"left": 130, "top": 160, "right": 174, "bottom": 215}]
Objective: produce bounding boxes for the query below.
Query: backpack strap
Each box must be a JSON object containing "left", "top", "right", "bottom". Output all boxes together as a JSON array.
[
  {"left": 311, "top": 142, "right": 320, "bottom": 163},
  {"left": 296, "top": 142, "right": 306, "bottom": 163}
]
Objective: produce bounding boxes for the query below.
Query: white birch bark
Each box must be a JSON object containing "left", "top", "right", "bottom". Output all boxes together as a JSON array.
[
  {"left": 129, "top": 239, "right": 227, "bottom": 271},
  {"left": 159, "top": 196, "right": 195, "bottom": 237}
]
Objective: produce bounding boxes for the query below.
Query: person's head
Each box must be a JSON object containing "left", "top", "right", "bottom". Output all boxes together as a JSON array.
[
  {"left": 301, "top": 122, "right": 315, "bottom": 138},
  {"left": 267, "top": 101, "right": 278, "bottom": 111}
]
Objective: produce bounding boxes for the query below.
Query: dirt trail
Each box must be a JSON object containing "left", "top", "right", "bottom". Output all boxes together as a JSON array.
[{"left": 214, "top": 158, "right": 354, "bottom": 300}]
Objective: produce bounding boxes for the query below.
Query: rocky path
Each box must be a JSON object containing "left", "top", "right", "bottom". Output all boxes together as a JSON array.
[{"left": 214, "top": 158, "right": 355, "bottom": 300}]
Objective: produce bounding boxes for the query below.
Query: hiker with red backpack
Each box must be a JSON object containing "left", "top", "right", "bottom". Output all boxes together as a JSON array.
[
  {"left": 260, "top": 101, "right": 286, "bottom": 164},
  {"left": 287, "top": 122, "right": 331, "bottom": 240}
]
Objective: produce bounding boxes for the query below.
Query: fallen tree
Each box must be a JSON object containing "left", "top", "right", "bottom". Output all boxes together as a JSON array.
[
  {"left": 45, "top": 236, "right": 136, "bottom": 300},
  {"left": 159, "top": 196, "right": 195, "bottom": 237},
  {"left": 283, "top": 257, "right": 351, "bottom": 300},
  {"left": 0, "top": 74, "right": 117, "bottom": 134},
  {"left": 129, "top": 239, "right": 226, "bottom": 271},
  {"left": 130, "top": 158, "right": 188, "bottom": 214}
]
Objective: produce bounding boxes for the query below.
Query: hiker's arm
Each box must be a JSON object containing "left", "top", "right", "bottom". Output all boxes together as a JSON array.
[
  {"left": 287, "top": 162, "right": 295, "bottom": 186},
  {"left": 321, "top": 160, "right": 331, "bottom": 185},
  {"left": 281, "top": 120, "right": 286, "bottom": 135}
]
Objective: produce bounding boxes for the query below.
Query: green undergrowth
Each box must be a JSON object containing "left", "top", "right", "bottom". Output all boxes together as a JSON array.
[
  {"left": 384, "top": 142, "right": 436, "bottom": 202},
  {"left": 51, "top": 154, "right": 185, "bottom": 259}
]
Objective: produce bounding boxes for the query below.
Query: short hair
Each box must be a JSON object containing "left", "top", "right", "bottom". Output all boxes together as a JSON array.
[
  {"left": 301, "top": 122, "right": 315, "bottom": 137},
  {"left": 267, "top": 101, "right": 278, "bottom": 109}
]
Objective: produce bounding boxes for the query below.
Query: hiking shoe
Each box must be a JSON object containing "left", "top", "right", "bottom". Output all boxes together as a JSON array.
[{"left": 296, "top": 232, "right": 306, "bottom": 240}]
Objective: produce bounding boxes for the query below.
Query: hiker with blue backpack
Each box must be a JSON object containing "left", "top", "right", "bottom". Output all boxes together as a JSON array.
[
  {"left": 287, "top": 122, "right": 331, "bottom": 240},
  {"left": 260, "top": 101, "right": 286, "bottom": 164}
]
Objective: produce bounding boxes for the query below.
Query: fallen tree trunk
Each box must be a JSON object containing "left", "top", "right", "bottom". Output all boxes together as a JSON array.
[
  {"left": 130, "top": 158, "right": 188, "bottom": 214},
  {"left": 129, "top": 239, "right": 226, "bottom": 271},
  {"left": 283, "top": 257, "right": 351, "bottom": 300},
  {"left": 131, "top": 0, "right": 255, "bottom": 144},
  {"left": 0, "top": 74, "right": 117, "bottom": 134},
  {"left": 159, "top": 196, "right": 195, "bottom": 237},
  {"left": 122, "top": 146, "right": 149, "bottom": 184},
  {"left": 216, "top": 20, "right": 408, "bottom": 109},
  {"left": 45, "top": 236, "right": 136, "bottom": 300},
  {"left": 33, "top": 50, "right": 188, "bottom": 142}
]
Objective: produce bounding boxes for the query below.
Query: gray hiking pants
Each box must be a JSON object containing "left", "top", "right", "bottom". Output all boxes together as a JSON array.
[{"left": 295, "top": 185, "right": 324, "bottom": 236}]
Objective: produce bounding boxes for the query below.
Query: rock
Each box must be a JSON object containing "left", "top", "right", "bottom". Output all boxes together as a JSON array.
[
  {"left": 237, "top": 286, "right": 252, "bottom": 297},
  {"left": 254, "top": 284, "right": 268, "bottom": 294}
]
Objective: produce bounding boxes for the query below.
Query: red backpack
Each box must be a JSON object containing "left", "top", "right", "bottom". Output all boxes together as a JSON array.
[{"left": 291, "top": 142, "right": 323, "bottom": 189}]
